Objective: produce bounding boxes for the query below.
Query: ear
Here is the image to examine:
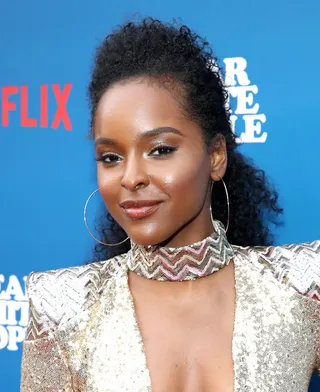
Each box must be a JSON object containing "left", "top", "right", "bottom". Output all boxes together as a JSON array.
[{"left": 209, "top": 134, "right": 227, "bottom": 181}]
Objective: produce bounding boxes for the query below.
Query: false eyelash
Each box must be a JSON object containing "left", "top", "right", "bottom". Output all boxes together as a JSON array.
[
  {"left": 94, "top": 153, "right": 122, "bottom": 164},
  {"left": 149, "top": 145, "right": 178, "bottom": 155}
]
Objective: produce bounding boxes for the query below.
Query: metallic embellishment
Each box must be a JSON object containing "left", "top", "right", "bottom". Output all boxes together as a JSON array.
[
  {"left": 20, "top": 240, "right": 320, "bottom": 391},
  {"left": 127, "top": 220, "right": 234, "bottom": 281}
]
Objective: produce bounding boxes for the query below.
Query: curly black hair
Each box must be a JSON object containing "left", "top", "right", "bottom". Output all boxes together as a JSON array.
[{"left": 87, "top": 17, "right": 283, "bottom": 261}]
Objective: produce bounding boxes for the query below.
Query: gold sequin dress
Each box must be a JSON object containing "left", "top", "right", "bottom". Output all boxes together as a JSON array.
[{"left": 20, "top": 240, "right": 320, "bottom": 391}]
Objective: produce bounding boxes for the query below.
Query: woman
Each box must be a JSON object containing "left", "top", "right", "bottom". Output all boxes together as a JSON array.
[{"left": 20, "top": 17, "right": 319, "bottom": 392}]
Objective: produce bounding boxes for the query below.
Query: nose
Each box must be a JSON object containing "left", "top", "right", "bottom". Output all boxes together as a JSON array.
[{"left": 120, "top": 155, "right": 150, "bottom": 191}]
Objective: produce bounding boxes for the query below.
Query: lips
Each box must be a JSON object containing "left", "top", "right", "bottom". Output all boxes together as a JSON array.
[{"left": 120, "top": 200, "right": 162, "bottom": 219}]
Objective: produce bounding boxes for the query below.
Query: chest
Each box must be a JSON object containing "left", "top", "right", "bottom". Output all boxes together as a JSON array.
[
  {"left": 80, "top": 262, "right": 318, "bottom": 392},
  {"left": 133, "top": 283, "right": 236, "bottom": 392}
]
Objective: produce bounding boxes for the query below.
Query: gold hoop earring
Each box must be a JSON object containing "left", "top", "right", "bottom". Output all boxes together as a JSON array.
[
  {"left": 83, "top": 188, "right": 129, "bottom": 247},
  {"left": 210, "top": 178, "right": 230, "bottom": 233}
]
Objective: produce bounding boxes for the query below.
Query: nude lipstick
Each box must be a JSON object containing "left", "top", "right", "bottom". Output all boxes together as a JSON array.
[{"left": 120, "top": 200, "right": 162, "bottom": 220}]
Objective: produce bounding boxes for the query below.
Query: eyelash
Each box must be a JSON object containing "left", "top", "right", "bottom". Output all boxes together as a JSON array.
[
  {"left": 95, "top": 145, "right": 178, "bottom": 165},
  {"left": 95, "top": 154, "right": 122, "bottom": 165},
  {"left": 149, "top": 145, "right": 177, "bottom": 156}
]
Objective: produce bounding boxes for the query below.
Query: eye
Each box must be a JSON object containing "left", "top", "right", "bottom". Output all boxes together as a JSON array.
[
  {"left": 149, "top": 146, "right": 177, "bottom": 157},
  {"left": 95, "top": 153, "right": 122, "bottom": 165}
]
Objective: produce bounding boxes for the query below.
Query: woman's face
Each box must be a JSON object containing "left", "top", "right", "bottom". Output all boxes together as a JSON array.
[{"left": 94, "top": 78, "right": 226, "bottom": 247}]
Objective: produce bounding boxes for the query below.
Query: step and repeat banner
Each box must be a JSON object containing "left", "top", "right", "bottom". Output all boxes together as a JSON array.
[{"left": 1, "top": 0, "right": 319, "bottom": 390}]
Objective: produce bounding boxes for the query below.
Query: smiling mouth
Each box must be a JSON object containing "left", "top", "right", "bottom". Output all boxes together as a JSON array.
[{"left": 120, "top": 202, "right": 162, "bottom": 220}]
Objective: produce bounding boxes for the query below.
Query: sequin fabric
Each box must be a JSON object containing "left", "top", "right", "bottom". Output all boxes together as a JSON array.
[
  {"left": 128, "top": 220, "right": 234, "bottom": 281},
  {"left": 20, "top": 235, "right": 320, "bottom": 392}
]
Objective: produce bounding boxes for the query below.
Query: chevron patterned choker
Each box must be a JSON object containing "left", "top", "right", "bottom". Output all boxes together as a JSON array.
[{"left": 127, "top": 220, "right": 234, "bottom": 282}]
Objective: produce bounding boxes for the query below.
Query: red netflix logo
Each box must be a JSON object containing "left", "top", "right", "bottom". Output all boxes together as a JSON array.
[{"left": 1, "top": 83, "right": 72, "bottom": 130}]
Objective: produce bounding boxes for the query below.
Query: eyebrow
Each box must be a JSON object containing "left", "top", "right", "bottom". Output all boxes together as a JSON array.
[{"left": 94, "top": 126, "right": 184, "bottom": 147}]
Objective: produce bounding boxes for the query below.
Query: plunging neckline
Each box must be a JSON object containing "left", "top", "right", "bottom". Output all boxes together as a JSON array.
[{"left": 123, "top": 256, "right": 240, "bottom": 392}]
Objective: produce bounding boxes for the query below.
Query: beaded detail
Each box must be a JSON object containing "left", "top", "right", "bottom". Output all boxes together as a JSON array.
[
  {"left": 127, "top": 220, "right": 234, "bottom": 281},
  {"left": 20, "top": 238, "right": 320, "bottom": 391}
]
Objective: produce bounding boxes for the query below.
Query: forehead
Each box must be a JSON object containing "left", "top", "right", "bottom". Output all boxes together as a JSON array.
[{"left": 94, "top": 79, "right": 199, "bottom": 138}]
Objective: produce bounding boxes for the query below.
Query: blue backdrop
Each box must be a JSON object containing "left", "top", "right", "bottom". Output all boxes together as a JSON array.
[{"left": 1, "top": 0, "right": 319, "bottom": 390}]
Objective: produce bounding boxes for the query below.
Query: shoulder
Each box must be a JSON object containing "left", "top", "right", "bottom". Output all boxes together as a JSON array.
[
  {"left": 233, "top": 240, "right": 320, "bottom": 300},
  {"left": 26, "top": 253, "right": 127, "bottom": 335}
]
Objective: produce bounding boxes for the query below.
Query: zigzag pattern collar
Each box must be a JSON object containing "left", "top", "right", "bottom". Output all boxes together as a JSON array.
[{"left": 126, "top": 220, "right": 234, "bottom": 281}]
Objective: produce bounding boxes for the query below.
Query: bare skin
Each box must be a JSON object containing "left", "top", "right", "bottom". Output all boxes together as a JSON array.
[
  {"left": 94, "top": 77, "right": 236, "bottom": 391},
  {"left": 129, "top": 262, "right": 236, "bottom": 392}
]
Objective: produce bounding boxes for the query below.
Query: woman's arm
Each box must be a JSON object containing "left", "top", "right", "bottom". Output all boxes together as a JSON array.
[
  {"left": 315, "top": 304, "right": 320, "bottom": 376},
  {"left": 20, "top": 273, "right": 72, "bottom": 392}
]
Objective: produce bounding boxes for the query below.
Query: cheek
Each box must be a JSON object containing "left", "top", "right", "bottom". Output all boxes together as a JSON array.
[
  {"left": 97, "top": 167, "right": 119, "bottom": 207},
  {"left": 161, "top": 157, "right": 209, "bottom": 203}
]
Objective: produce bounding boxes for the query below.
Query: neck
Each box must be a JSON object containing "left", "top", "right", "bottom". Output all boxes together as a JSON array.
[
  {"left": 157, "top": 212, "right": 214, "bottom": 249},
  {"left": 126, "top": 220, "right": 234, "bottom": 282}
]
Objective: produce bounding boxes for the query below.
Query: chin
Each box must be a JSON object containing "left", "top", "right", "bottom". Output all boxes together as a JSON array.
[{"left": 127, "top": 225, "right": 175, "bottom": 247}]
